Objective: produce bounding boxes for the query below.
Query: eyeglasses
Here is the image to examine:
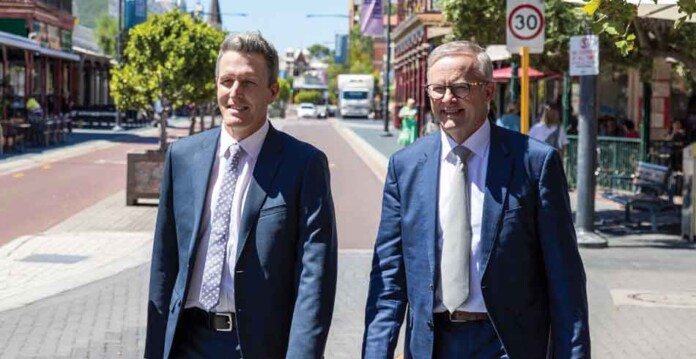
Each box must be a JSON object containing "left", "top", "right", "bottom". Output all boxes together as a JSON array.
[{"left": 424, "top": 82, "right": 488, "bottom": 100}]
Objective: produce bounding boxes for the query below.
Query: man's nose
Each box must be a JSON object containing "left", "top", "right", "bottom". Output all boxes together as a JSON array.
[
  {"left": 441, "top": 88, "right": 456, "bottom": 103},
  {"left": 229, "top": 81, "right": 243, "bottom": 98}
]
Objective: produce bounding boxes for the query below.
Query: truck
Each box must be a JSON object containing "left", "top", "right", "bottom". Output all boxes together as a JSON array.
[{"left": 337, "top": 74, "right": 374, "bottom": 118}]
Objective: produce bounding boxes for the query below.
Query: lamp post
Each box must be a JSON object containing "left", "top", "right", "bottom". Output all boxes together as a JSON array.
[
  {"left": 382, "top": 0, "right": 392, "bottom": 136},
  {"left": 113, "top": 0, "right": 124, "bottom": 131}
]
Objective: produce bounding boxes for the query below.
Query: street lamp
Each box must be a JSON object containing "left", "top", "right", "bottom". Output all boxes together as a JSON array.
[{"left": 113, "top": 0, "right": 124, "bottom": 132}]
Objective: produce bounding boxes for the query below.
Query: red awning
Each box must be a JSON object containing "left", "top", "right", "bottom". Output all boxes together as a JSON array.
[{"left": 492, "top": 66, "right": 547, "bottom": 82}]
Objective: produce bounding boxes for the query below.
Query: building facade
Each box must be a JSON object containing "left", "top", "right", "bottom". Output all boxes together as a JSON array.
[
  {"left": 392, "top": 0, "right": 448, "bottom": 129},
  {"left": 0, "top": 0, "right": 79, "bottom": 118}
]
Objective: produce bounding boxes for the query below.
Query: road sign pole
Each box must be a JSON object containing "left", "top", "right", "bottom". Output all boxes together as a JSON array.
[{"left": 520, "top": 46, "right": 530, "bottom": 134}]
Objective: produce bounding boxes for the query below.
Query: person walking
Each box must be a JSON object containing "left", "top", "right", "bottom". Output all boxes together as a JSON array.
[
  {"left": 145, "top": 32, "right": 337, "bottom": 359},
  {"left": 362, "top": 41, "right": 590, "bottom": 359},
  {"left": 398, "top": 98, "right": 418, "bottom": 146},
  {"left": 528, "top": 102, "right": 569, "bottom": 155}
]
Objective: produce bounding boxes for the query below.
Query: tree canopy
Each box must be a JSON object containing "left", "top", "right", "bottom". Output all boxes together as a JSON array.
[
  {"left": 308, "top": 44, "right": 331, "bottom": 59},
  {"left": 111, "top": 10, "right": 225, "bottom": 111},
  {"left": 110, "top": 10, "right": 225, "bottom": 149},
  {"left": 94, "top": 13, "right": 117, "bottom": 58}
]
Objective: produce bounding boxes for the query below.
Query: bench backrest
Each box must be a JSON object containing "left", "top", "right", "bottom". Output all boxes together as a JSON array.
[{"left": 633, "top": 161, "right": 671, "bottom": 193}]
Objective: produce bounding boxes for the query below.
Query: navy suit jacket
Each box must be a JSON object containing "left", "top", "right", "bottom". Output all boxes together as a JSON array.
[
  {"left": 145, "top": 125, "right": 337, "bottom": 359},
  {"left": 363, "top": 125, "right": 590, "bottom": 358}
]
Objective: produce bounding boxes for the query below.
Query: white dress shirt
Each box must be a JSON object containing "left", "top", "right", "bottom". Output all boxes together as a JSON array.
[
  {"left": 434, "top": 120, "right": 491, "bottom": 313},
  {"left": 185, "top": 120, "right": 269, "bottom": 312}
]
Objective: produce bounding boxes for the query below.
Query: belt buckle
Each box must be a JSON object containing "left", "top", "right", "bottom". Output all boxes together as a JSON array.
[
  {"left": 215, "top": 313, "right": 233, "bottom": 332},
  {"left": 448, "top": 311, "right": 470, "bottom": 323}
]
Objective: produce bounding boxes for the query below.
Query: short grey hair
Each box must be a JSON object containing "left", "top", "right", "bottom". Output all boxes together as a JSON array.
[
  {"left": 215, "top": 32, "right": 279, "bottom": 86},
  {"left": 427, "top": 41, "right": 493, "bottom": 82}
]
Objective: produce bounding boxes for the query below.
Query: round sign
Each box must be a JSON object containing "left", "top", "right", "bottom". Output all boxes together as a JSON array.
[{"left": 507, "top": 4, "right": 544, "bottom": 41}]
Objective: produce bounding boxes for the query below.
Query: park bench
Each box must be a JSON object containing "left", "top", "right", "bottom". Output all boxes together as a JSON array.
[{"left": 601, "top": 161, "right": 677, "bottom": 231}]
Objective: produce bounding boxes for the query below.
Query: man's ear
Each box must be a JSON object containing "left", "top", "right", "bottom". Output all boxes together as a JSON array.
[
  {"left": 269, "top": 82, "right": 280, "bottom": 102},
  {"left": 484, "top": 82, "right": 495, "bottom": 101}
]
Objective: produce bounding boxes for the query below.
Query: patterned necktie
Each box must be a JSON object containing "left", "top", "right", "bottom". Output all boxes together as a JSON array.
[
  {"left": 442, "top": 145, "right": 472, "bottom": 313},
  {"left": 200, "top": 143, "right": 242, "bottom": 311}
]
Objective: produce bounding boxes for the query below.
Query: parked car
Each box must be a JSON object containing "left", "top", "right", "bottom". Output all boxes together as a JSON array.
[
  {"left": 316, "top": 104, "right": 328, "bottom": 119},
  {"left": 297, "top": 103, "right": 318, "bottom": 118}
]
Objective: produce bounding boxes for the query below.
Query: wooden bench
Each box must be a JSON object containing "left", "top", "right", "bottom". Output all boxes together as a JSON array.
[{"left": 601, "top": 161, "right": 677, "bottom": 231}]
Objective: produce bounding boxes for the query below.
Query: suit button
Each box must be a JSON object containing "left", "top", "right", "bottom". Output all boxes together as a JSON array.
[
  {"left": 429, "top": 284, "right": 434, "bottom": 291},
  {"left": 426, "top": 320, "right": 433, "bottom": 330}
]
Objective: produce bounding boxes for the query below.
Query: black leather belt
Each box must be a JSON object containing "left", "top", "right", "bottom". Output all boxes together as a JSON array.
[
  {"left": 434, "top": 310, "right": 489, "bottom": 323},
  {"left": 183, "top": 308, "right": 236, "bottom": 332}
]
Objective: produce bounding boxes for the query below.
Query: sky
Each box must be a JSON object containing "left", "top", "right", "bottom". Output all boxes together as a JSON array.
[{"left": 184, "top": 0, "right": 351, "bottom": 53}]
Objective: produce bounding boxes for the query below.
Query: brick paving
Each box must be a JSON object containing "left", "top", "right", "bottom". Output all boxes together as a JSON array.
[{"left": 0, "top": 118, "right": 695, "bottom": 358}]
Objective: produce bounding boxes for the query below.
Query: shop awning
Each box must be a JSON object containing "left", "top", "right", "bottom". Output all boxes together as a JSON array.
[
  {"left": 0, "top": 30, "right": 40, "bottom": 52},
  {"left": 493, "top": 66, "right": 547, "bottom": 81},
  {"left": 0, "top": 30, "right": 80, "bottom": 62}
]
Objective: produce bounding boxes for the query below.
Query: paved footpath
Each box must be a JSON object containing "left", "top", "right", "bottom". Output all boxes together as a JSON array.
[{"left": 0, "top": 118, "right": 695, "bottom": 358}]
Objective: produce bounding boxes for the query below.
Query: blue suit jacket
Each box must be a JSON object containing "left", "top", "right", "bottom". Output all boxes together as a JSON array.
[
  {"left": 363, "top": 125, "right": 590, "bottom": 358},
  {"left": 145, "top": 125, "right": 337, "bottom": 358}
]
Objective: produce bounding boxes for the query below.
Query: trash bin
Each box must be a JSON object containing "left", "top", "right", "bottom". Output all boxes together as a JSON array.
[{"left": 681, "top": 142, "right": 696, "bottom": 241}]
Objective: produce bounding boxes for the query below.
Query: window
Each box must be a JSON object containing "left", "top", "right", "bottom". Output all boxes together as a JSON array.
[{"left": 343, "top": 91, "right": 368, "bottom": 100}]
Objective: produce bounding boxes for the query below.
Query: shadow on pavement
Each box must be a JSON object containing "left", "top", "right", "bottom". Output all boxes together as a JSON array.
[
  {"left": 0, "top": 129, "right": 161, "bottom": 161},
  {"left": 590, "top": 208, "right": 696, "bottom": 249}
]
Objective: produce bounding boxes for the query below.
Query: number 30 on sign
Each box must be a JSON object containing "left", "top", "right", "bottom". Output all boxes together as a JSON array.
[{"left": 506, "top": 0, "right": 545, "bottom": 54}]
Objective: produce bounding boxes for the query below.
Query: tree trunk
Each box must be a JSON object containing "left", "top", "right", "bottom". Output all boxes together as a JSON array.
[
  {"left": 199, "top": 105, "right": 206, "bottom": 132},
  {"left": 209, "top": 104, "right": 216, "bottom": 128},
  {"left": 160, "top": 110, "right": 168, "bottom": 153},
  {"left": 188, "top": 107, "right": 196, "bottom": 135}
]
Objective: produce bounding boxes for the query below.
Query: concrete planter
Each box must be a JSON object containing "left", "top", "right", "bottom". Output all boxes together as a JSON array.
[{"left": 126, "top": 150, "right": 165, "bottom": 206}]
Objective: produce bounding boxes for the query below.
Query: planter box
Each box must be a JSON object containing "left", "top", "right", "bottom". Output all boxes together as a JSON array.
[{"left": 126, "top": 150, "right": 165, "bottom": 206}]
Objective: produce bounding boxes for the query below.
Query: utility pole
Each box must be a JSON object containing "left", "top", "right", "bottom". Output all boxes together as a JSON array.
[
  {"left": 381, "top": 0, "right": 392, "bottom": 137},
  {"left": 575, "top": 27, "right": 606, "bottom": 248},
  {"left": 113, "top": 0, "right": 124, "bottom": 131}
]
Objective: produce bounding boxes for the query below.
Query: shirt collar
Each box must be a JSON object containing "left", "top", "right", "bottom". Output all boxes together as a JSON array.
[
  {"left": 440, "top": 119, "right": 491, "bottom": 161},
  {"left": 218, "top": 119, "right": 270, "bottom": 160}
]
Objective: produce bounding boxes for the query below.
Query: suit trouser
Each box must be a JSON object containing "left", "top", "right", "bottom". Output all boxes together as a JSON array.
[
  {"left": 171, "top": 309, "right": 242, "bottom": 359},
  {"left": 433, "top": 316, "right": 508, "bottom": 359}
]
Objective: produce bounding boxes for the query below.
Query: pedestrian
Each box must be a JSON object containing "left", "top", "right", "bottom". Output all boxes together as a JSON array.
[
  {"left": 622, "top": 119, "right": 639, "bottom": 138},
  {"left": 398, "top": 98, "right": 418, "bottom": 146},
  {"left": 362, "top": 41, "right": 590, "bottom": 359},
  {"left": 495, "top": 102, "right": 521, "bottom": 132},
  {"left": 528, "top": 101, "right": 569, "bottom": 155},
  {"left": 145, "top": 32, "right": 338, "bottom": 359}
]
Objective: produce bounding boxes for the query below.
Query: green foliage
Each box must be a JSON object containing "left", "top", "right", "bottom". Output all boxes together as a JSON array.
[
  {"left": 579, "top": 0, "right": 696, "bottom": 56},
  {"left": 74, "top": 0, "right": 108, "bottom": 29},
  {"left": 308, "top": 44, "right": 331, "bottom": 59},
  {"left": 276, "top": 78, "right": 291, "bottom": 103},
  {"left": 295, "top": 90, "right": 323, "bottom": 104},
  {"left": 94, "top": 13, "right": 117, "bottom": 57},
  {"left": 110, "top": 10, "right": 226, "bottom": 112},
  {"left": 437, "top": 0, "right": 584, "bottom": 72}
]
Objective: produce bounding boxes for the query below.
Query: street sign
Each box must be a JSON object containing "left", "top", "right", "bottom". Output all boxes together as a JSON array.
[
  {"left": 506, "top": 0, "right": 545, "bottom": 54},
  {"left": 569, "top": 35, "right": 599, "bottom": 76}
]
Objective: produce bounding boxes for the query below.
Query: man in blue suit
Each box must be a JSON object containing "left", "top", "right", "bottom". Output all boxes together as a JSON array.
[
  {"left": 145, "top": 32, "right": 337, "bottom": 358},
  {"left": 363, "top": 41, "right": 590, "bottom": 358}
]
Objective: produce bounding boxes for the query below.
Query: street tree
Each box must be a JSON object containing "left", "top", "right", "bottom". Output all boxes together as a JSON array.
[
  {"left": 308, "top": 44, "right": 331, "bottom": 59},
  {"left": 110, "top": 10, "right": 225, "bottom": 151},
  {"left": 580, "top": 0, "right": 696, "bottom": 82},
  {"left": 437, "top": 0, "right": 584, "bottom": 72},
  {"left": 94, "top": 13, "right": 117, "bottom": 57}
]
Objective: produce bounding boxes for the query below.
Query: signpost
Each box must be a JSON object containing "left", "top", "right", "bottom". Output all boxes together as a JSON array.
[{"left": 506, "top": 0, "right": 544, "bottom": 134}]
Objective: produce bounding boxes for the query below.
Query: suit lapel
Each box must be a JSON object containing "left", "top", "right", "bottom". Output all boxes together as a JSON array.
[
  {"left": 479, "top": 126, "right": 513, "bottom": 277},
  {"left": 187, "top": 128, "right": 221, "bottom": 263},
  {"left": 416, "top": 133, "right": 441, "bottom": 287},
  {"left": 236, "top": 125, "right": 284, "bottom": 261}
]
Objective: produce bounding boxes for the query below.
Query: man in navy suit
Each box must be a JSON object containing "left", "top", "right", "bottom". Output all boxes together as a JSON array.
[
  {"left": 145, "top": 32, "right": 337, "bottom": 359},
  {"left": 363, "top": 41, "right": 590, "bottom": 358}
]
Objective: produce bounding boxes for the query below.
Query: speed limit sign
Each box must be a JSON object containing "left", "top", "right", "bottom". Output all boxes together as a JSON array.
[{"left": 506, "top": 0, "right": 545, "bottom": 54}]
